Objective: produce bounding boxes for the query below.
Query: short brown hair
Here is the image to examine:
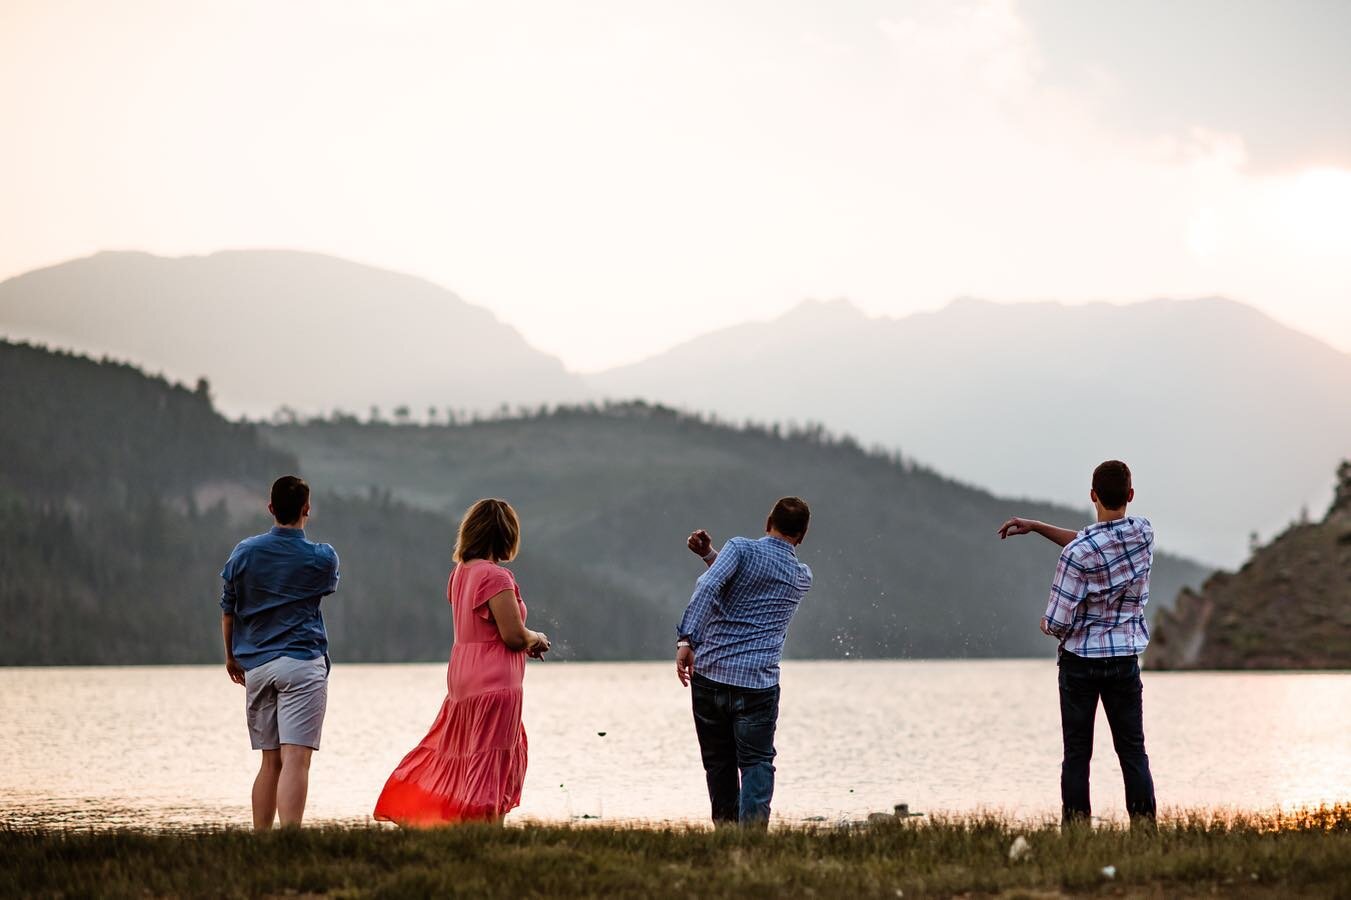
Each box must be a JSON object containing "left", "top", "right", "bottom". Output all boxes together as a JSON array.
[
  {"left": 270, "top": 475, "right": 310, "bottom": 526},
  {"left": 769, "top": 496, "right": 810, "bottom": 539},
  {"left": 454, "top": 498, "right": 522, "bottom": 563},
  {"left": 1092, "top": 460, "right": 1132, "bottom": 510}
]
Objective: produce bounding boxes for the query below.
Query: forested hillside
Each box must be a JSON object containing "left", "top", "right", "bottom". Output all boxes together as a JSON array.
[
  {"left": 0, "top": 342, "right": 292, "bottom": 662},
  {"left": 266, "top": 406, "right": 1209, "bottom": 660},
  {"left": 2, "top": 341, "right": 1209, "bottom": 664},
  {"left": 0, "top": 341, "right": 636, "bottom": 664},
  {"left": 1147, "top": 461, "right": 1351, "bottom": 670}
]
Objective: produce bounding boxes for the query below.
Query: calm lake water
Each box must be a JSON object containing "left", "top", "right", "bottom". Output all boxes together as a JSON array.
[{"left": 1, "top": 661, "right": 1347, "bottom": 829}]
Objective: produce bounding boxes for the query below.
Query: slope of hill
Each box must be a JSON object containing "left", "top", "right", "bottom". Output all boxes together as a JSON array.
[
  {"left": 0, "top": 341, "right": 632, "bottom": 665},
  {"left": 1146, "top": 462, "right": 1351, "bottom": 670},
  {"left": 0, "top": 250, "right": 587, "bottom": 419},
  {"left": 264, "top": 405, "right": 1209, "bottom": 661},
  {"left": 588, "top": 296, "right": 1351, "bottom": 568}
]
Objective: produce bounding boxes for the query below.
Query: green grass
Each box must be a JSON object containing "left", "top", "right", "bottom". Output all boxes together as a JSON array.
[{"left": 2, "top": 806, "right": 1348, "bottom": 898}]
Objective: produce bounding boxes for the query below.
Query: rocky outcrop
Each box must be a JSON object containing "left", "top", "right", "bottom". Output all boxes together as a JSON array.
[{"left": 1147, "top": 461, "right": 1351, "bottom": 670}]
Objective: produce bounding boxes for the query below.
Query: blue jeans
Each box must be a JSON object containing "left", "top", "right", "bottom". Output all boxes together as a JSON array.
[
  {"left": 1058, "top": 650, "right": 1157, "bottom": 825},
  {"left": 690, "top": 673, "right": 779, "bottom": 826}
]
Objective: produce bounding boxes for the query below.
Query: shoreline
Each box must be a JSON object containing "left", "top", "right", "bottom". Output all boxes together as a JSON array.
[{"left": 3, "top": 806, "right": 1348, "bottom": 898}]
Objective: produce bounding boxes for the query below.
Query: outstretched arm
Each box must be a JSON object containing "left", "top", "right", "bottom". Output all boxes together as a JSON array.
[{"left": 998, "top": 517, "right": 1078, "bottom": 547}]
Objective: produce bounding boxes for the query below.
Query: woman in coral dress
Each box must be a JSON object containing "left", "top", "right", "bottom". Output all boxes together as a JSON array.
[{"left": 374, "top": 498, "right": 550, "bottom": 825}]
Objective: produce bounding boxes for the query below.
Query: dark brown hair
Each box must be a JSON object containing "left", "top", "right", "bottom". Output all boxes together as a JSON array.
[
  {"left": 270, "top": 475, "right": 310, "bottom": 526},
  {"left": 769, "top": 496, "right": 811, "bottom": 540},
  {"left": 1092, "top": 460, "right": 1132, "bottom": 510},
  {"left": 454, "top": 498, "right": 522, "bottom": 563}
]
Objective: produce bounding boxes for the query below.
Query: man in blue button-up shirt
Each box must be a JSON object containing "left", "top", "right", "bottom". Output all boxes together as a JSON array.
[
  {"left": 676, "top": 497, "right": 812, "bottom": 827},
  {"left": 220, "top": 475, "right": 339, "bottom": 829}
]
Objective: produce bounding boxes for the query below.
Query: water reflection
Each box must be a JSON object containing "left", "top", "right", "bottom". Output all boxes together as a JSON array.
[{"left": 0, "top": 661, "right": 1346, "bottom": 829}]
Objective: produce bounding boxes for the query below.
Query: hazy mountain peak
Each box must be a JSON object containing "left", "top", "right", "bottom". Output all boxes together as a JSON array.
[
  {"left": 776, "top": 297, "right": 868, "bottom": 324},
  {"left": 590, "top": 292, "right": 1351, "bottom": 566},
  {"left": 0, "top": 249, "right": 589, "bottom": 418}
]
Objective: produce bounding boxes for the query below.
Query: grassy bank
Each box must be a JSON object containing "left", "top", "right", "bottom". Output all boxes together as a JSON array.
[{"left": 2, "top": 806, "right": 1348, "bottom": 898}]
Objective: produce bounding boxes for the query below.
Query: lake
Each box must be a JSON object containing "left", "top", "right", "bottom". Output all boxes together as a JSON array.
[{"left": 1, "top": 661, "right": 1347, "bottom": 829}]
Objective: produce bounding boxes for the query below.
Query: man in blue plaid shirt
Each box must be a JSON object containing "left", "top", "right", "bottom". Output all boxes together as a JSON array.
[
  {"left": 998, "top": 460, "right": 1157, "bottom": 826},
  {"left": 676, "top": 497, "right": 812, "bottom": 827}
]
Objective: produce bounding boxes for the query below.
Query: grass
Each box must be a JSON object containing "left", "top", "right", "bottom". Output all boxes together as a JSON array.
[{"left": 2, "top": 806, "right": 1348, "bottom": 899}]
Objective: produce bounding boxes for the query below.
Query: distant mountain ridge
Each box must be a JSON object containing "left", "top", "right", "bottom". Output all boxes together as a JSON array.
[
  {"left": 6, "top": 250, "right": 1345, "bottom": 567},
  {"left": 588, "top": 296, "right": 1351, "bottom": 567},
  {"left": 0, "top": 250, "right": 588, "bottom": 419}
]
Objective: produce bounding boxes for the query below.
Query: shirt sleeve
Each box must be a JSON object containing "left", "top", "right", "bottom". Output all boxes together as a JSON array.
[
  {"left": 319, "top": 544, "right": 340, "bottom": 596},
  {"left": 1044, "top": 544, "right": 1089, "bottom": 637},
  {"left": 472, "top": 566, "right": 517, "bottom": 622},
  {"left": 677, "top": 539, "right": 742, "bottom": 645},
  {"left": 219, "top": 549, "right": 241, "bottom": 614}
]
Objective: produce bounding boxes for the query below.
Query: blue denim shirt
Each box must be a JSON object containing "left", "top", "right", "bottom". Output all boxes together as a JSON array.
[{"left": 220, "top": 526, "right": 339, "bottom": 670}]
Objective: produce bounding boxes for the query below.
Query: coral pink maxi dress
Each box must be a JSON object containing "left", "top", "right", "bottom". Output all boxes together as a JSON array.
[{"left": 374, "top": 561, "right": 529, "bottom": 824}]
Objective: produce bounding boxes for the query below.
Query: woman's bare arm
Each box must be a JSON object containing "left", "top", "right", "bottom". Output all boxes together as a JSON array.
[{"left": 486, "top": 589, "right": 547, "bottom": 653}]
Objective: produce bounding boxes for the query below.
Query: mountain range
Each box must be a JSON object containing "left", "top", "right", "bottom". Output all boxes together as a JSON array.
[{"left": 5, "top": 250, "right": 1349, "bottom": 566}]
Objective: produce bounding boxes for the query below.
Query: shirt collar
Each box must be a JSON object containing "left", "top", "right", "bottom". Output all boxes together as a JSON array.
[
  {"left": 1083, "top": 516, "right": 1132, "bottom": 534},
  {"left": 270, "top": 525, "right": 306, "bottom": 538},
  {"left": 761, "top": 535, "right": 798, "bottom": 554}
]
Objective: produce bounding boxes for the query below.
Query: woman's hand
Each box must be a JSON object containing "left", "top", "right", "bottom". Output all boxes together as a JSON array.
[{"left": 526, "top": 631, "right": 551, "bottom": 658}]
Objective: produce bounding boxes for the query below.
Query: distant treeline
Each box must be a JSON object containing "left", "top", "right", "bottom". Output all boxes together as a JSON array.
[{"left": 271, "top": 399, "right": 914, "bottom": 465}]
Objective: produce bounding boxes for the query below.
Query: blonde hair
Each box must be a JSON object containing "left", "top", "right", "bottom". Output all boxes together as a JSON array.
[{"left": 453, "top": 498, "right": 521, "bottom": 563}]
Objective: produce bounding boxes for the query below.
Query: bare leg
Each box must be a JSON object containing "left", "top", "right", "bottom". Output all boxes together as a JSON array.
[
  {"left": 277, "top": 744, "right": 314, "bottom": 827},
  {"left": 252, "top": 750, "right": 282, "bottom": 831}
]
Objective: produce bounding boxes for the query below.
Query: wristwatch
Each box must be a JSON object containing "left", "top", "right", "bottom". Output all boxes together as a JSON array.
[{"left": 676, "top": 638, "right": 693, "bottom": 649}]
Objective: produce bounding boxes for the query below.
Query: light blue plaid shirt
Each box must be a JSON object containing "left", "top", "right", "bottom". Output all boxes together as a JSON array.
[
  {"left": 677, "top": 535, "right": 813, "bottom": 689},
  {"left": 1044, "top": 516, "right": 1153, "bottom": 658}
]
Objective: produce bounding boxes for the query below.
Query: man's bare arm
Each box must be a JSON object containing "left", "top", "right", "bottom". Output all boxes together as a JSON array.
[
  {"left": 997, "top": 517, "right": 1078, "bottom": 548},
  {"left": 221, "top": 614, "right": 245, "bottom": 685}
]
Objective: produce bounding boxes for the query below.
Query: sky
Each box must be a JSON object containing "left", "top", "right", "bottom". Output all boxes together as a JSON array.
[{"left": 2, "top": 0, "right": 1348, "bottom": 372}]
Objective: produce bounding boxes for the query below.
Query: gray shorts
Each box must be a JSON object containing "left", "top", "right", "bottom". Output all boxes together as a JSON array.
[{"left": 244, "top": 654, "right": 329, "bottom": 751}]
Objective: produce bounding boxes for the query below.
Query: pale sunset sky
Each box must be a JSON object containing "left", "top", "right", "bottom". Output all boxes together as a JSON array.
[{"left": 2, "top": 0, "right": 1348, "bottom": 371}]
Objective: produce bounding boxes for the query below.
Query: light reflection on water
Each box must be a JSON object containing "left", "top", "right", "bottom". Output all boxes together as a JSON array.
[{"left": 0, "top": 661, "right": 1347, "bottom": 829}]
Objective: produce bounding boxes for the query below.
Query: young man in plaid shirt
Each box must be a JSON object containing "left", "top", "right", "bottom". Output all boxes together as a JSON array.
[{"left": 998, "top": 460, "right": 1158, "bottom": 826}]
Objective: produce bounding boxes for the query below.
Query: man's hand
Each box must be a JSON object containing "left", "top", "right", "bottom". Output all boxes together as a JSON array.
[
  {"left": 687, "top": 529, "right": 713, "bottom": 558},
  {"left": 1039, "top": 617, "right": 1055, "bottom": 636},
  {"left": 225, "top": 656, "right": 246, "bottom": 686},
  {"left": 676, "top": 645, "right": 695, "bottom": 687},
  {"left": 998, "top": 517, "right": 1040, "bottom": 539}
]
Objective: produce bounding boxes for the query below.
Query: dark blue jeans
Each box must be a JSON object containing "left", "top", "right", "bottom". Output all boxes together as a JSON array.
[
  {"left": 1058, "top": 650, "right": 1157, "bottom": 825},
  {"left": 690, "top": 673, "right": 780, "bottom": 827}
]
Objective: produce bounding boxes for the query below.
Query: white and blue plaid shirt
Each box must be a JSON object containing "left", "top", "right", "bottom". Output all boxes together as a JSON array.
[
  {"left": 1044, "top": 516, "right": 1154, "bottom": 658},
  {"left": 677, "top": 535, "right": 813, "bottom": 689}
]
